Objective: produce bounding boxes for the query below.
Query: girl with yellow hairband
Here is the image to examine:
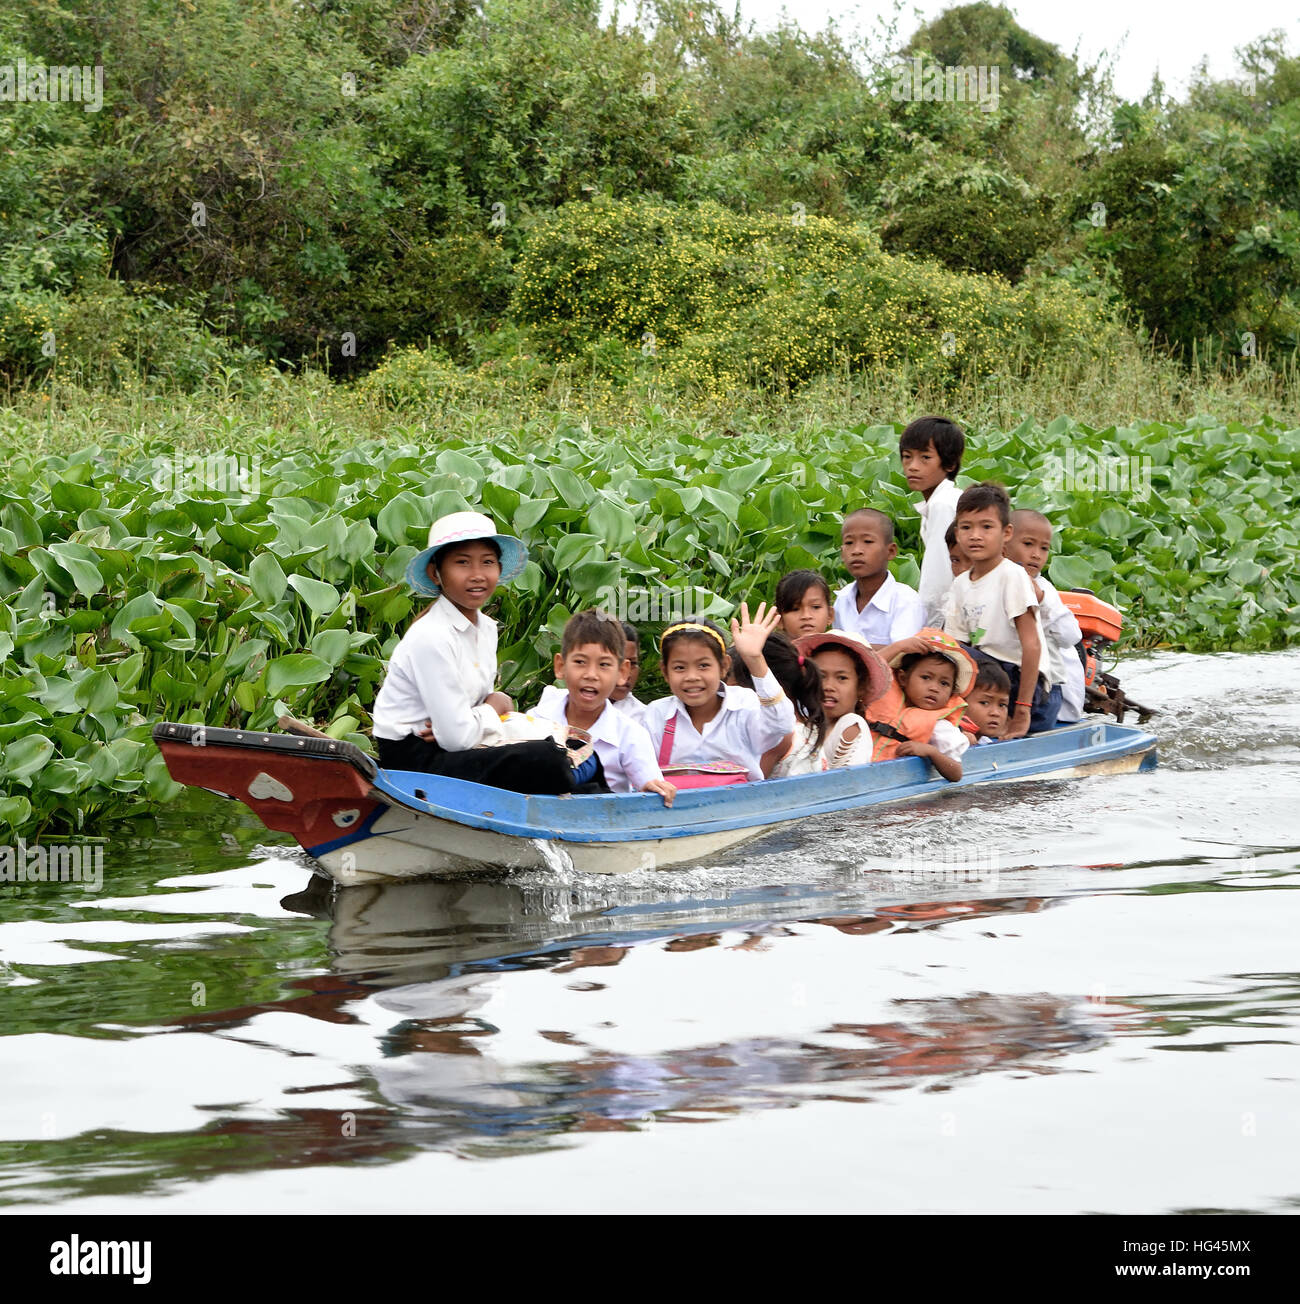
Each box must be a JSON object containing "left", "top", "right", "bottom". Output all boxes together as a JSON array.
[{"left": 642, "top": 603, "right": 795, "bottom": 784}]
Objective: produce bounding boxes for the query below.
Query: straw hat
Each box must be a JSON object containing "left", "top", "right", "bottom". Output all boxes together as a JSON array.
[
  {"left": 794, "top": 629, "right": 891, "bottom": 704},
  {"left": 882, "top": 627, "right": 977, "bottom": 697},
  {"left": 404, "top": 511, "right": 527, "bottom": 597}
]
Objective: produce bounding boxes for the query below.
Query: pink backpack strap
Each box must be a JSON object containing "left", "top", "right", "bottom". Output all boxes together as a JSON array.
[{"left": 658, "top": 713, "right": 677, "bottom": 767}]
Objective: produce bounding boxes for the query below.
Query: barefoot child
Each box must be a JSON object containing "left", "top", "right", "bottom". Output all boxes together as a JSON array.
[
  {"left": 941, "top": 483, "right": 1052, "bottom": 739},
  {"left": 727, "top": 629, "right": 828, "bottom": 776},
  {"left": 900, "top": 415, "right": 966, "bottom": 626},
  {"left": 372, "top": 511, "right": 578, "bottom": 792},
  {"left": 794, "top": 630, "right": 892, "bottom": 769},
  {"left": 832, "top": 508, "right": 925, "bottom": 651},
  {"left": 775, "top": 570, "right": 834, "bottom": 640},
  {"left": 530, "top": 609, "right": 676, "bottom": 804},
  {"left": 961, "top": 659, "right": 1012, "bottom": 743},
  {"left": 863, "top": 628, "right": 976, "bottom": 781},
  {"left": 1006, "top": 510, "right": 1085, "bottom": 725},
  {"left": 643, "top": 605, "right": 795, "bottom": 783}
]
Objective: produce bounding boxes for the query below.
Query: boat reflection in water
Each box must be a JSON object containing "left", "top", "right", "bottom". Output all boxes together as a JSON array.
[{"left": 266, "top": 875, "right": 1141, "bottom": 1146}]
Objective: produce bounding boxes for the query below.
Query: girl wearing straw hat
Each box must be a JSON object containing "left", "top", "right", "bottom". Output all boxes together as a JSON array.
[{"left": 371, "top": 511, "right": 578, "bottom": 793}]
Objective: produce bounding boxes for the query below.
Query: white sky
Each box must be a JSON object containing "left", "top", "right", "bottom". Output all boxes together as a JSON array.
[{"left": 609, "top": 0, "right": 1300, "bottom": 103}]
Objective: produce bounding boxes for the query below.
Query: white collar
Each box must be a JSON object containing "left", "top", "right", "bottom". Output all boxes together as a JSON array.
[
  {"left": 553, "top": 691, "right": 620, "bottom": 742},
  {"left": 916, "top": 477, "right": 959, "bottom": 518}
]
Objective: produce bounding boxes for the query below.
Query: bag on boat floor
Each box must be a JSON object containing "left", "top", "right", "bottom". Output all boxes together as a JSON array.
[{"left": 657, "top": 713, "right": 749, "bottom": 788}]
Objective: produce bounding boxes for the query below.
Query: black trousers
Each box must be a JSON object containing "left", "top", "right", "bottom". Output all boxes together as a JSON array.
[{"left": 375, "top": 733, "right": 608, "bottom": 795}]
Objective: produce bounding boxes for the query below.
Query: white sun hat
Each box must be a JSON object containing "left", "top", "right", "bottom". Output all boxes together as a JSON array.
[{"left": 404, "top": 511, "right": 528, "bottom": 597}]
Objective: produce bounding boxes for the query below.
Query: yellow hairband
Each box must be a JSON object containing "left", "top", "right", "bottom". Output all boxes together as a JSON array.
[{"left": 660, "top": 622, "right": 727, "bottom": 656}]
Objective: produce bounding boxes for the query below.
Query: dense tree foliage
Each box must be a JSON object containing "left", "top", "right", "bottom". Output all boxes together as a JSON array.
[{"left": 1, "top": 0, "right": 1296, "bottom": 393}]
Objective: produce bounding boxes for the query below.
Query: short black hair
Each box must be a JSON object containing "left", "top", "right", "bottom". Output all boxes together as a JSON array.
[
  {"left": 562, "top": 608, "right": 626, "bottom": 659},
  {"left": 842, "top": 507, "right": 895, "bottom": 544},
  {"left": 955, "top": 481, "right": 1011, "bottom": 527},
  {"left": 973, "top": 661, "right": 1012, "bottom": 694},
  {"left": 775, "top": 569, "right": 832, "bottom": 613},
  {"left": 620, "top": 621, "right": 639, "bottom": 643},
  {"left": 899, "top": 416, "right": 965, "bottom": 478},
  {"left": 944, "top": 522, "right": 958, "bottom": 549}
]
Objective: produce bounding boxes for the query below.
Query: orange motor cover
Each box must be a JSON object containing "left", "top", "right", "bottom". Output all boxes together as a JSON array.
[{"left": 1060, "top": 589, "right": 1123, "bottom": 643}]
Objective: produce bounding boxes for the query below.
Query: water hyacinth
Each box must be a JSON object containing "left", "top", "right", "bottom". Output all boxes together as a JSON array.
[{"left": 0, "top": 417, "right": 1297, "bottom": 839}]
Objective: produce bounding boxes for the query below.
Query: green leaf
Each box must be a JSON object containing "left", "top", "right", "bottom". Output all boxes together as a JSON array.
[
  {"left": 4, "top": 734, "right": 55, "bottom": 781},
  {"left": 73, "top": 669, "right": 118, "bottom": 714},
  {"left": 265, "top": 653, "right": 333, "bottom": 697},
  {"left": 249, "top": 552, "right": 289, "bottom": 607},
  {"left": 288, "top": 573, "right": 341, "bottom": 616}
]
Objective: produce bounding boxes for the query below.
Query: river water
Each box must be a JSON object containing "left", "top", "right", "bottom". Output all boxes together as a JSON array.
[{"left": 1, "top": 650, "right": 1297, "bottom": 1214}]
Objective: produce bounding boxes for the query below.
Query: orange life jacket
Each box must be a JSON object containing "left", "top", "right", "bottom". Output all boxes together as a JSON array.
[{"left": 863, "top": 682, "right": 967, "bottom": 761}]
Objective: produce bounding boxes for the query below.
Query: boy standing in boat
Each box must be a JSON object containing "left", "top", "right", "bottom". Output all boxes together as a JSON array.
[
  {"left": 941, "top": 483, "right": 1052, "bottom": 740},
  {"left": 900, "top": 415, "right": 966, "bottom": 626}
]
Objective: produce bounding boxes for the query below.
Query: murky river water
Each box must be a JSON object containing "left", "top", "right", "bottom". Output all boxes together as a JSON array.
[{"left": 1, "top": 651, "right": 1297, "bottom": 1213}]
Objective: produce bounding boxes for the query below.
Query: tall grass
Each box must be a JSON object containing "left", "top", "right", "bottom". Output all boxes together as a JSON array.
[{"left": 2, "top": 333, "right": 1297, "bottom": 460}]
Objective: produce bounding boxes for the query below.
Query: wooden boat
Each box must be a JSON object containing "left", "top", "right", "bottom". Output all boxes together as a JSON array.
[{"left": 151, "top": 718, "right": 1157, "bottom": 886}]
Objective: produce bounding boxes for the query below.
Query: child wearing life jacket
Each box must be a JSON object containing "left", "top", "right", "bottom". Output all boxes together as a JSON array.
[
  {"left": 794, "top": 630, "right": 892, "bottom": 769},
  {"left": 727, "top": 629, "right": 828, "bottom": 776},
  {"left": 642, "top": 604, "right": 795, "bottom": 783},
  {"left": 1005, "top": 509, "right": 1085, "bottom": 725},
  {"left": 371, "top": 511, "right": 578, "bottom": 793},
  {"left": 775, "top": 570, "right": 834, "bottom": 640},
  {"left": 863, "top": 628, "right": 976, "bottom": 781},
  {"left": 960, "top": 659, "right": 1012, "bottom": 743}
]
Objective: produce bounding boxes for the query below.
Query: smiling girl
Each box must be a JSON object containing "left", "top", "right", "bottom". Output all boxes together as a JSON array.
[
  {"left": 643, "top": 603, "right": 794, "bottom": 783},
  {"left": 370, "top": 511, "right": 576, "bottom": 793}
]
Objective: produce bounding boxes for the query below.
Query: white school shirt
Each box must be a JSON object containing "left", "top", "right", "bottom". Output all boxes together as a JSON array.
[
  {"left": 538, "top": 683, "right": 646, "bottom": 727},
  {"left": 929, "top": 718, "right": 970, "bottom": 763},
  {"left": 1037, "top": 577, "right": 1086, "bottom": 721},
  {"left": 916, "top": 476, "right": 961, "bottom": 626},
  {"left": 371, "top": 595, "right": 499, "bottom": 748},
  {"left": 941, "top": 558, "right": 1045, "bottom": 673},
  {"left": 769, "top": 720, "right": 825, "bottom": 778},
  {"left": 530, "top": 691, "right": 663, "bottom": 794},
  {"left": 832, "top": 573, "right": 925, "bottom": 646},
  {"left": 819, "top": 714, "right": 872, "bottom": 768},
  {"left": 643, "top": 674, "right": 796, "bottom": 783}
]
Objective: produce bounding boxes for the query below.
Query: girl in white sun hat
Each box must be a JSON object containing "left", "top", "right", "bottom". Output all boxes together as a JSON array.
[{"left": 371, "top": 511, "right": 577, "bottom": 793}]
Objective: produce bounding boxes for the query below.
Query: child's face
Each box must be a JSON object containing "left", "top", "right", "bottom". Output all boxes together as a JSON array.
[
  {"left": 812, "top": 648, "right": 863, "bottom": 723},
  {"left": 898, "top": 655, "right": 956, "bottom": 711},
  {"left": 964, "top": 683, "right": 1009, "bottom": 737},
  {"left": 948, "top": 544, "right": 969, "bottom": 577},
  {"left": 554, "top": 642, "right": 625, "bottom": 712},
  {"left": 663, "top": 636, "right": 726, "bottom": 708},
  {"left": 955, "top": 508, "right": 1011, "bottom": 566},
  {"left": 841, "top": 517, "right": 896, "bottom": 582},
  {"left": 1005, "top": 522, "right": 1053, "bottom": 579},
  {"left": 780, "top": 587, "right": 831, "bottom": 638},
  {"left": 610, "top": 637, "right": 640, "bottom": 700},
  {"left": 431, "top": 542, "right": 501, "bottom": 612},
  {"left": 900, "top": 441, "right": 950, "bottom": 495}
]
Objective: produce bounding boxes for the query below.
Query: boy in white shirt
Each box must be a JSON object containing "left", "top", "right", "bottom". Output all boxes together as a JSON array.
[
  {"left": 832, "top": 508, "right": 925, "bottom": 653},
  {"left": 1005, "top": 510, "right": 1086, "bottom": 724},
  {"left": 899, "top": 415, "right": 966, "bottom": 626},
  {"left": 530, "top": 610, "right": 676, "bottom": 803},
  {"left": 940, "top": 482, "right": 1056, "bottom": 738}
]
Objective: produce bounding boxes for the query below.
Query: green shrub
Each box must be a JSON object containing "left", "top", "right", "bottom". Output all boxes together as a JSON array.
[{"left": 512, "top": 196, "right": 1125, "bottom": 394}]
